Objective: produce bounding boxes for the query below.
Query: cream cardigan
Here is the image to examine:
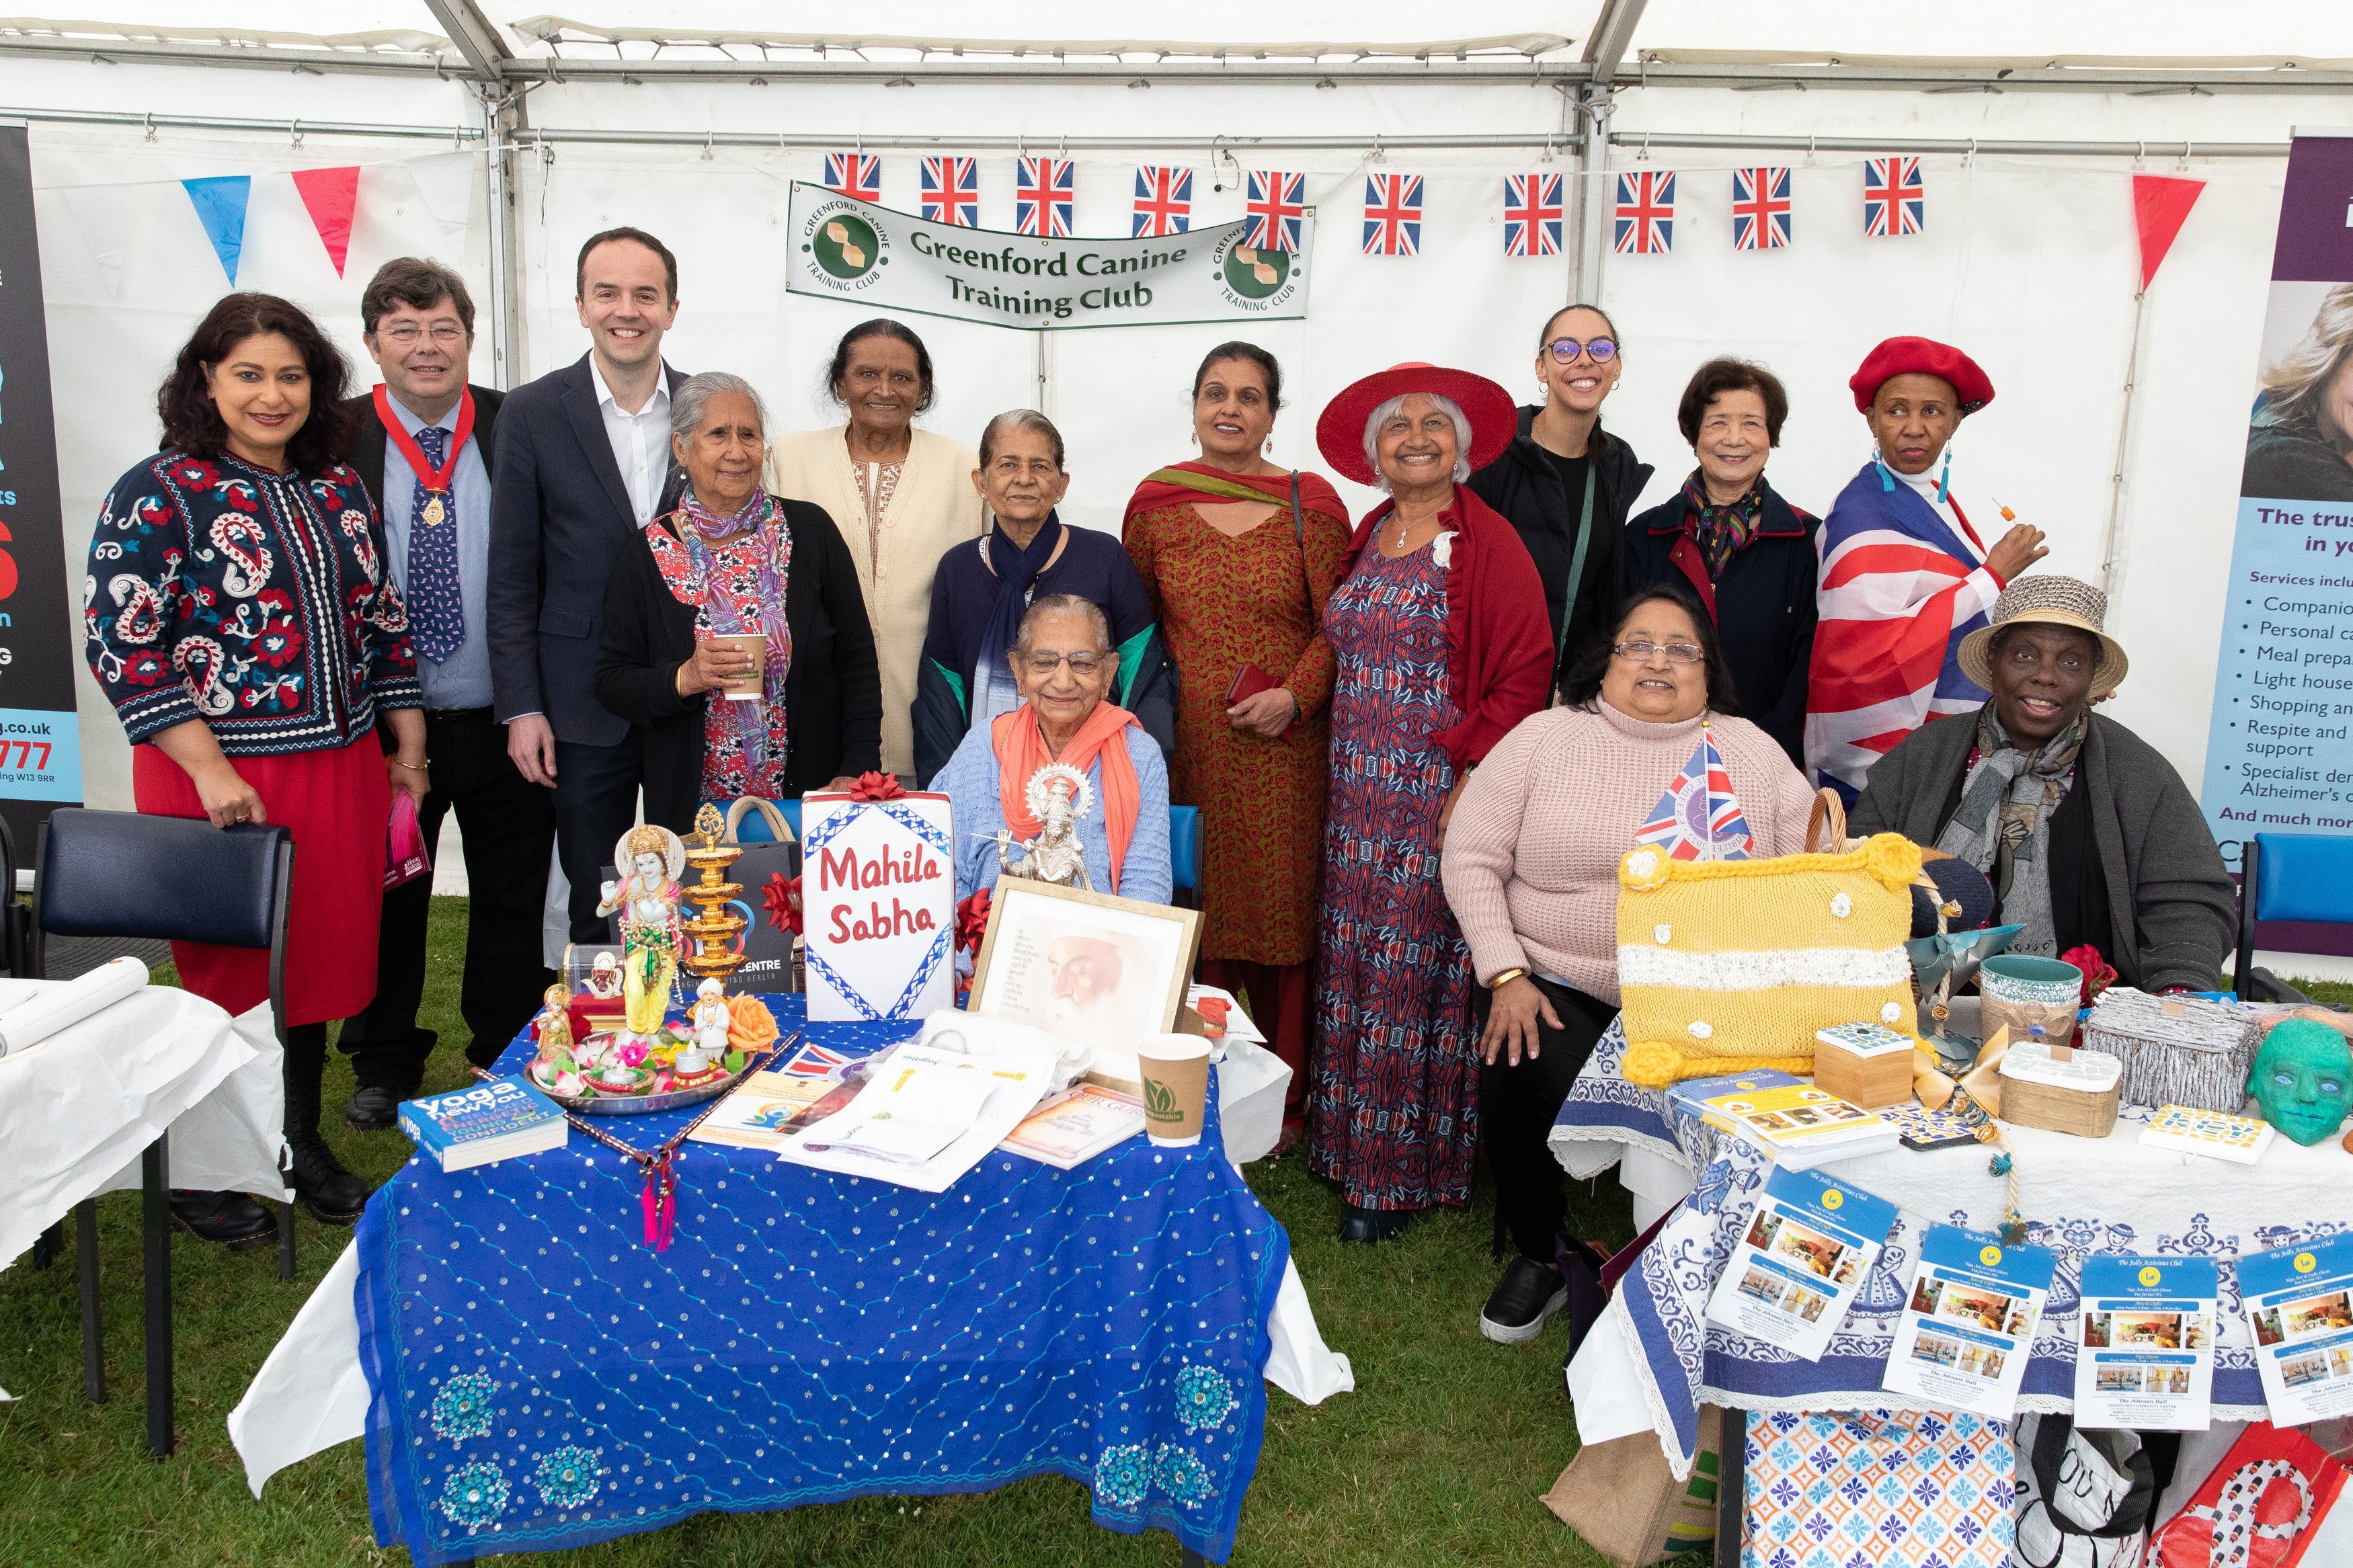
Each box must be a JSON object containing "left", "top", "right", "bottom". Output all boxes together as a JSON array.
[{"left": 764, "top": 424, "right": 984, "bottom": 777}]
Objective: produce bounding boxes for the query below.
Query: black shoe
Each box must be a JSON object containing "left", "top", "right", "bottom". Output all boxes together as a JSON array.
[
  {"left": 1480, "top": 1255, "right": 1568, "bottom": 1344},
  {"left": 1337, "top": 1204, "right": 1414, "bottom": 1245},
  {"left": 465, "top": 1037, "right": 510, "bottom": 1071},
  {"left": 167, "top": 1188, "right": 280, "bottom": 1251},
  {"left": 344, "top": 1085, "right": 403, "bottom": 1130},
  {"left": 286, "top": 1137, "right": 374, "bottom": 1224}
]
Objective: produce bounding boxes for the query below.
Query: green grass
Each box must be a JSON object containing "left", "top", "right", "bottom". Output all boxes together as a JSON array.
[{"left": 0, "top": 897, "right": 1648, "bottom": 1567}]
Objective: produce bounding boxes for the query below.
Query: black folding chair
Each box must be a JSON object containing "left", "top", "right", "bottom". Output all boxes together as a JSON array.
[{"left": 32, "top": 807, "right": 295, "bottom": 1458}]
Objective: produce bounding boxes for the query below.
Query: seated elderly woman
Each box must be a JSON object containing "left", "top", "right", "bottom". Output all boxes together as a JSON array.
[
  {"left": 596, "top": 371, "right": 882, "bottom": 830},
  {"left": 1851, "top": 575, "right": 2233, "bottom": 991},
  {"left": 1442, "top": 578, "right": 1817, "bottom": 1344},
  {"left": 938, "top": 591, "right": 1172, "bottom": 905}
]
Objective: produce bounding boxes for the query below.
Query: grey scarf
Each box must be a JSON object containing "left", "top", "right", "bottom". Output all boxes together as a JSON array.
[{"left": 1934, "top": 706, "right": 2087, "bottom": 956}]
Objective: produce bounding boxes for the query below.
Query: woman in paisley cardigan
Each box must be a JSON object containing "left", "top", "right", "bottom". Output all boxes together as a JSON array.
[{"left": 84, "top": 292, "right": 424, "bottom": 1240}]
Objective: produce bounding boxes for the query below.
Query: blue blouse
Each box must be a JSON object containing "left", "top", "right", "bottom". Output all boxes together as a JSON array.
[
  {"left": 936, "top": 719, "right": 1172, "bottom": 905},
  {"left": 83, "top": 448, "right": 420, "bottom": 755}
]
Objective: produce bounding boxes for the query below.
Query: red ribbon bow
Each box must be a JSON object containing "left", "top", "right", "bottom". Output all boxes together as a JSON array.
[
  {"left": 849, "top": 771, "right": 906, "bottom": 802},
  {"left": 955, "top": 888, "right": 992, "bottom": 954},
  {"left": 762, "top": 871, "right": 803, "bottom": 936}
]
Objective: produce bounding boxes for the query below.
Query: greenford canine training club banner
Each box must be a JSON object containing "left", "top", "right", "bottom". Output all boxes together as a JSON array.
[{"left": 785, "top": 181, "right": 1312, "bottom": 330}]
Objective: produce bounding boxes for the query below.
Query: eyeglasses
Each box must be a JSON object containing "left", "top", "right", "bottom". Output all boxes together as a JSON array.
[
  {"left": 1546, "top": 336, "right": 1618, "bottom": 365},
  {"left": 1020, "top": 651, "right": 1107, "bottom": 676},
  {"left": 376, "top": 324, "right": 469, "bottom": 347},
  {"left": 1613, "top": 640, "right": 1703, "bottom": 664}
]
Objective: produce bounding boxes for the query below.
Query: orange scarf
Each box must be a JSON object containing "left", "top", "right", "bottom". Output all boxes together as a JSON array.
[{"left": 992, "top": 701, "right": 1144, "bottom": 893}]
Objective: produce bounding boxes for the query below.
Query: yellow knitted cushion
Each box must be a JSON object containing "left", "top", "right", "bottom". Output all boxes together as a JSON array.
[{"left": 1616, "top": 833, "right": 1923, "bottom": 1088}]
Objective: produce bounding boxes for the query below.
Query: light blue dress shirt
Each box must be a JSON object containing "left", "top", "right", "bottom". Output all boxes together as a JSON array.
[
  {"left": 937, "top": 720, "right": 1172, "bottom": 905},
  {"left": 378, "top": 390, "right": 494, "bottom": 709}
]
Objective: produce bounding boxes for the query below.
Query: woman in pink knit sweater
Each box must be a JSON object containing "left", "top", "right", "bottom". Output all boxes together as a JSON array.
[{"left": 1441, "top": 579, "right": 1814, "bottom": 1343}]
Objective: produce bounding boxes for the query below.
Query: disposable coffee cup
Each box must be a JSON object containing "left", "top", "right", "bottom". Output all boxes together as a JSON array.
[
  {"left": 1135, "top": 1032, "right": 1211, "bottom": 1148},
  {"left": 713, "top": 633, "right": 766, "bottom": 700}
]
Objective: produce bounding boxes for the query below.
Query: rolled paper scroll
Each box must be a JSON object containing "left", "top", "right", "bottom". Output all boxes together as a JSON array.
[{"left": 0, "top": 956, "right": 150, "bottom": 1058}]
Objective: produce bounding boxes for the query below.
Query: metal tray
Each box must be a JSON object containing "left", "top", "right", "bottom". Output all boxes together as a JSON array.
[{"left": 539, "top": 1056, "right": 762, "bottom": 1117}]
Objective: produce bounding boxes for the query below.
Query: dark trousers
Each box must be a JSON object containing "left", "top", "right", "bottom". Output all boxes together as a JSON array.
[
  {"left": 340, "top": 709, "right": 557, "bottom": 1091},
  {"left": 552, "top": 732, "right": 644, "bottom": 942},
  {"left": 1473, "top": 975, "right": 1615, "bottom": 1262}
]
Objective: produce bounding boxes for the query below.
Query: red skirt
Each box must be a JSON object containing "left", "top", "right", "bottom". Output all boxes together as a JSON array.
[{"left": 132, "top": 735, "right": 389, "bottom": 1026}]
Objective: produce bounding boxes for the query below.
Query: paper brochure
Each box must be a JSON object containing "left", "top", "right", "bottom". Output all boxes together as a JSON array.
[
  {"left": 2243, "top": 1233, "right": 2353, "bottom": 1426},
  {"left": 1704, "top": 1163, "right": 1897, "bottom": 1360},
  {"left": 2072, "top": 1255, "right": 2218, "bottom": 1431},
  {"left": 1882, "top": 1224, "right": 2055, "bottom": 1420},
  {"left": 775, "top": 1042, "right": 1056, "bottom": 1193}
]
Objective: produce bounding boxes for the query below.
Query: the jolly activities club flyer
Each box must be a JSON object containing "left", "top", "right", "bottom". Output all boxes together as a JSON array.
[
  {"left": 1705, "top": 1163, "right": 1898, "bottom": 1361},
  {"left": 2243, "top": 1232, "right": 2353, "bottom": 1426},
  {"left": 1883, "top": 1223, "right": 2056, "bottom": 1421},
  {"left": 2073, "top": 1255, "right": 2219, "bottom": 1432}
]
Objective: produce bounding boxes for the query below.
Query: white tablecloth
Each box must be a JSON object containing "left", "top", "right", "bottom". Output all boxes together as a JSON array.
[
  {"left": 229, "top": 1245, "right": 1353, "bottom": 1496},
  {"left": 0, "top": 985, "right": 287, "bottom": 1270}
]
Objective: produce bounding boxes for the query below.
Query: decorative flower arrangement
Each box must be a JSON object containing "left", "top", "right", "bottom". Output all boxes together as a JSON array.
[
  {"left": 2060, "top": 944, "right": 2118, "bottom": 1005},
  {"left": 1152, "top": 1443, "right": 1214, "bottom": 1508},
  {"left": 438, "top": 1460, "right": 510, "bottom": 1529},
  {"left": 428, "top": 1372, "right": 497, "bottom": 1442},
  {"left": 531, "top": 1444, "right": 603, "bottom": 1510},
  {"left": 725, "top": 993, "right": 779, "bottom": 1054},
  {"left": 1093, "top": 1442, "right": 1151, "bottom": 1509},
  {"left": 1172, "top": 1364, "right": 1236, "bottom": 1432}
]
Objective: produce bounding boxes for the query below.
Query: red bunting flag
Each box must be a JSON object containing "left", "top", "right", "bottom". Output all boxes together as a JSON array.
[
  {"left": 291, "top": 165, "right": 360, "bottom": 277},
  {"left": 2130, "top": 173, "right": 2205, "bottom": 290}
]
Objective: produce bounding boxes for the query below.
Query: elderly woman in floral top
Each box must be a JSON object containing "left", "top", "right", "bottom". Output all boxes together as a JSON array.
[
  {"left": 596, "top": 372, "right": 881, "bottom": 831},
  {"left": 85, "top": 292, "right": 424, "bottom": 1240}
]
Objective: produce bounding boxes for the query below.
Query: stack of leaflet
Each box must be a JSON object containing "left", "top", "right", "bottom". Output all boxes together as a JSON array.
[
  {"left": 774, "top": 1041, "right": 1059, "bottom": 1192},
  {"left": 1667, "top": 1071, "right": 1902, "bottom": 1170}
]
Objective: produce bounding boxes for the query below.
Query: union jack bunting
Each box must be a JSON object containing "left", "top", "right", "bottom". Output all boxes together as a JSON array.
[
  {"left": 1633, "top": 729, "right": 1753, "bottom": 861},
  {"left": 1131, "top": 165, "right": 1192, "bottom": 237},
  {"left": 822, "top": 152, "right": 881, "bottom": 203},
  {"left": 1014, "top": 155, "right": 1074, "bottom": 239},
  {"left": 920, "top": 155, "right": 978, "bottom": 227},
  {"left": 1244, "top": 170, "right": 1306, "bottom": 253},
  {"left": 1502, "top": 173, "right": 1562, "bottom": 257},
  {"left": 1864, "top": 157, "right": 1925, "bottom": 237},
  {"left": 1730, "top": 165, "right": 1792, "bottom": 251},
  {"left": 1361, "top": 172, "right": 1423, "bottom": 257},
  {"left": 1613, "top": 169, "right": 1675, "bottom": 255}
]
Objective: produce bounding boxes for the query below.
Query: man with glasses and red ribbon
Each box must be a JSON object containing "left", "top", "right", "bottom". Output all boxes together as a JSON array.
[
  {"left": 333, "top": 257, "right": 557, "bottom": 1132},
  {"left": 1468, "top": 303, "right": 1653, "bottom": 700}
]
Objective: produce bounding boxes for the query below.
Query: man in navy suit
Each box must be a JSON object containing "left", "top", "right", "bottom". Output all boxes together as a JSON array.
[
  {"left": 335, "top": 257, "right": 557, "bottom": 1134},
  {"left": 488, "top": 227, "right": 687, "bottom": 940}
]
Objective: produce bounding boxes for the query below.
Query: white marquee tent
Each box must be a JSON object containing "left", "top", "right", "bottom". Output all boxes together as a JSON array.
[{"left": 10, "top": 4, "right": 2353, "bottom": 903}]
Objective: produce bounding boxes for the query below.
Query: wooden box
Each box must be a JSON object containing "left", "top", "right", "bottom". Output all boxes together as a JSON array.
[
  {"left": 2079, "top": 987, "right": 2265, "bottom": 1113},
  {"left": 1812, "top": 1022, "right": 1916, "bottom": 1110},
  {"left": 1997, "top": 1041, "right": 2122, "bottom": 1138}
]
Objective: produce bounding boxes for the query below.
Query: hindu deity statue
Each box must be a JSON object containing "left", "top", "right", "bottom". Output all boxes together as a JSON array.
[{"left": 596, "top": 823, "right": 688, "bottom": 1047}]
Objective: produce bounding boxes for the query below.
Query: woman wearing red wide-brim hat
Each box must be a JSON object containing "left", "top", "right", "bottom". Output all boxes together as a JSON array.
[
  {"left": 1306, "top": 362, "right": 1551, "bottom": 1244},
  {"left": 1804, "top": 336, "right": 2050, "bottom": 803}
]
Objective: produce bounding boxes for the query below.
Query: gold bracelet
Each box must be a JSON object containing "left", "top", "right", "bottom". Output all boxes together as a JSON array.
[
  {"left": 395, "top": 759, "right": 429, "bottom": 772},
  {"left": 1486, "top": 967, "right": 1530, "bottom": 992}
]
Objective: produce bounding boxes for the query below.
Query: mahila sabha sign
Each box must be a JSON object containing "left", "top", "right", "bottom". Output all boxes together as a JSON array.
[{"left": 786, "top": 181, "right": 1312, "bottom": 330}]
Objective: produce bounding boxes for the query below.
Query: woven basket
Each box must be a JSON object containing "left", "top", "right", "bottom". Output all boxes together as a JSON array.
[{"left": 2079, "top": 987, "right": 2265, "bottom": 1113}]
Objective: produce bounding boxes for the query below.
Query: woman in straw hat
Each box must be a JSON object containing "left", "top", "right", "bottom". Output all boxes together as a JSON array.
[
  {"left": 1849, "top": 575, "right": 2232, "bottom": 993},
  {"left": 1308, "top": 362, "right": 1552, "bottom": 1243}
]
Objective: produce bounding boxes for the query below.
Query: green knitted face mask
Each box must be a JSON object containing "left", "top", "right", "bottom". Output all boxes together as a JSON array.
[{"left": 2247, "top": 1019, "right": 2353, "bottom": 1147}]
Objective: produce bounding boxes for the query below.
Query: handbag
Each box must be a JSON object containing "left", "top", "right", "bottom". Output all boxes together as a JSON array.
[
  {"left": 1542, "top": 1404, "right": 1724, "bottom": 1566},
  {"left": 2148, "top": 1421, "right": 2347, "bottom": 1568},
  {"left": 384, "top": 790, "right": 430, "bottom": 891},
  {"left": 713, "top": 796, "right": 801, "bottom": 993},
  {"left": 2011, "top": 1412, "right": 2155, "bottom": 1568}
]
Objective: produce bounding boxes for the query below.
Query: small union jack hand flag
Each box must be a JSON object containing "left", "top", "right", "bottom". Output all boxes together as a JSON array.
[
  {"left": 1633, "top": 727, "right": 1753, "bottom": 862},
  {"left": 920, "top": 155, "right": 978, "bottom": 227},
  {"left": 1015, "top": 155, "right": 1074, "bottom": 239},
  {"left": 822, "top": 151, "right": 881, "bottom": 203},
  {"left": 1361, "top": 172, "right": 1423, "bottom": 257},
  {"left": 1613, "top": 169, "right": 1675, "bottom": 255},
  {"left": 1503, "top": 173, "right": 1562, "bottom": 257},
  {"left": 1132, "top": 165, "right": 1192, "bottom": 237},
  {"left": 1731, "top": 165, "right": 1792, "bottom": 251},
  {"left": 1864, "top": 156, "right": 1924, "bottom": 237},
  {"left": 1245, "top": 170, "right": 1306, "bottom": 253}
]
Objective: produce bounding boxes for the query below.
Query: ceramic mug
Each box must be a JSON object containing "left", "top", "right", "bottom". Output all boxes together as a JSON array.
[{"left": 1979, "top": 954, "right": 2083, "bottom": 1048}]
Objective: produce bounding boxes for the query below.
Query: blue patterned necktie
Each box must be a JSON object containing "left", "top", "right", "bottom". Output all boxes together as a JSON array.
[{"left": 405, "top": 423, "right": 464, "bottom": 663}]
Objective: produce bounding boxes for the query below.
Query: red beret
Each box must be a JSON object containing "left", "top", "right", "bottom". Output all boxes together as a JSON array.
[{"left": 1849, "top": 336, "right": 1995, "bottom": 415}]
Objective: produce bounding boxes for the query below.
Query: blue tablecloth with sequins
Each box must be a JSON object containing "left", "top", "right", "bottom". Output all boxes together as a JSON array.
[{"left": 356, "top": 997, "right": 1289, "bottom": 1565}]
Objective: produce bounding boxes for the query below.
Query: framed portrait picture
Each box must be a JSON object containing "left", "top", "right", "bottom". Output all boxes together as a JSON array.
[{"left": 967, "top": 880, "right": 1202, "bottom": 1051}]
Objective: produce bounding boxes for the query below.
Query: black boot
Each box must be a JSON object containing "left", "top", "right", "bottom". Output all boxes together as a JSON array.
[
  {"left": 285, "top": 1022, "right": 374, "bottom": 1224},
  {"left": 169, "top": 1188, "right": 279, "bottom": 1250}
]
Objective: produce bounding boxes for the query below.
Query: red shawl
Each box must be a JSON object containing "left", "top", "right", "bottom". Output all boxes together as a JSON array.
[
  {"left": 1121, "top": 460, "right": 1349, "bottom": 530},
  {"left": 1347, "top": 485, "right": 1551, "bottom": 770}
]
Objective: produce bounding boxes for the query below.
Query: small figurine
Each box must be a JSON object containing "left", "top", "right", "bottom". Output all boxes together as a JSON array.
[
  {"left": 584, "top": 950, "right": 624, "bottom": 1001},
  {"left": 2247, "top": 1018, "right": 2353, "bottom": 1147},
  {"left": 598, "top": 824, "right": 688, "bottom": 1049},
  {"left": 678, "top": 979, "right": 731, "bottom": 1077},
  {"left": 994, "top": 762, "right": 1092, "bottom": 889},
  {"left": 531, "top": 983, "right": 584, "bottom": 1096}
]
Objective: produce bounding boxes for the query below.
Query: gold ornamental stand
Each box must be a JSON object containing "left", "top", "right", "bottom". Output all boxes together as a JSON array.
[{"left": 680, "top": 804, "right": 749, "bottom": 988}]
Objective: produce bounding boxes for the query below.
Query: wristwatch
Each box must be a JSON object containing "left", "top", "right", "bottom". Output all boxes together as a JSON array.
[{"left": 1486, "top": 967, "right": 1529, "bottom": 992}]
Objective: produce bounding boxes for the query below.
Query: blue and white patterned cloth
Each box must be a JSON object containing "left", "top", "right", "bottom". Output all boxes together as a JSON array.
[{"left": 357, "top": 997, "right": 1286, "bottom": 1564}]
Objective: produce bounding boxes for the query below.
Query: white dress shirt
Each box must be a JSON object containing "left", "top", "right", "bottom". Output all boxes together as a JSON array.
[
  {"left": 378, "top": 389, "right": 494, "bottom": 708},
  {"left": 592, "top": 357, "right": 672, "bottom": 525}
]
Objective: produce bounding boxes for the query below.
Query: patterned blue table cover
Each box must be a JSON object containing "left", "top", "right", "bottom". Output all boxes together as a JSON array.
[{"left": 357, "top": 997, "right": 1289, "bottom": 1564}]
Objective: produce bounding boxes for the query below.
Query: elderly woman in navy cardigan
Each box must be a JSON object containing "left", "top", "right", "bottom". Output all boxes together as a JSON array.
[{"left": 1618, "top": 357, "right": 1819, "bottom": 766}]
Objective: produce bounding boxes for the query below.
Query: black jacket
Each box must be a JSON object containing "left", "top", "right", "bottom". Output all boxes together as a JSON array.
[
  {"left": 1467, "top": 407, "right": 1652, "bottom": 693},
  {"left": 2243, "top": 418, "right": 2353, "bottom": 505},
  {"left": 488, "top": 355, "right": 688, "bottom": 746},
  {"left": 340, "top": 382, "right": 504, "bottom": 505},
  {"left": 593, "top": 501, "right": 882, "bottom": 833},
  {"left": 1620, "top": 475, "right": 1819, "bottom": 765}
]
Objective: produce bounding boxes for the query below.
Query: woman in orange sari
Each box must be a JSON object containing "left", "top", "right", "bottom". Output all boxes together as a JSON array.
[{"left": 1123, "top": 343, "right": 1351, "bottom": 1153}]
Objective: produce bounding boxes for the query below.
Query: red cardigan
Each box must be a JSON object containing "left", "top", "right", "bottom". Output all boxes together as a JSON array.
[{"left": 1346, "top": 485, "right": 1553, "bottom": 771}]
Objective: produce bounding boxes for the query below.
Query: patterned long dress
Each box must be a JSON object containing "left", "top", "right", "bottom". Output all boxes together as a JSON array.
[{"left": 1308, "top": 540, "right": 1478, "bottom": 1212}]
